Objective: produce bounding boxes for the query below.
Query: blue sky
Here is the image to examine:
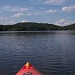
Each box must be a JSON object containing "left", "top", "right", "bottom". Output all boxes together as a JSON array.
[{"left": 0, "top": 0, "right": 75, "bottom": 26}]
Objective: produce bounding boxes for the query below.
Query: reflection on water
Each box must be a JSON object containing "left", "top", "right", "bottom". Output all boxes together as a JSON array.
[{"left": 0, "top": 31, "right": 75, "bottom": 75}]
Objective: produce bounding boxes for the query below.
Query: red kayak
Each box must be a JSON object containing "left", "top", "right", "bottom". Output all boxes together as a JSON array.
[{"left": 16, "top": 62, "right": 43, "bottom": 75}]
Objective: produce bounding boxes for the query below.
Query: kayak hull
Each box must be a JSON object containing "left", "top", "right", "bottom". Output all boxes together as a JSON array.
[{"left": 16, "top": 62, "right": 43, "bottom": 75}]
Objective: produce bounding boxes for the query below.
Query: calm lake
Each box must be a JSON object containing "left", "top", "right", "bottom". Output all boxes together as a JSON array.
[{"left": 0, "top": 31, "right": 75, "bottom": 75}]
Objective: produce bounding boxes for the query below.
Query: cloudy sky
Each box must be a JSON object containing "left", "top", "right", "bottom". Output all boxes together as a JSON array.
[{"left": 0, "top": 0, "right": 75, "bottom": 26}]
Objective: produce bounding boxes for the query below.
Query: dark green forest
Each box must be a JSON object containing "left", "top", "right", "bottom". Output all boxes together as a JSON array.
[{"left": 0, "top": 22, "right": 75, "bottom": 31}]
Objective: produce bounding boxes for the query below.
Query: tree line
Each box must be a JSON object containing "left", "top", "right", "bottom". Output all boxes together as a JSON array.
[{"left": 0, "top": 22, "right": 75, "bottom": 31}]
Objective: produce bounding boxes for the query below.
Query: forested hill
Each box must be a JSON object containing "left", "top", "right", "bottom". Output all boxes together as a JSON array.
[
  {"left": 0, "top": 22, "right": 75, "bottom": 31},
  {"left": 61, "top": 23, "right": 75, "bottom": 30}
]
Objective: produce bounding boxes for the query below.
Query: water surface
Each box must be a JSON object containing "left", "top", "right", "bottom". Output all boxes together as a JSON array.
[{"left": 0, "top": 31, "right": 75, "bottom": 75}]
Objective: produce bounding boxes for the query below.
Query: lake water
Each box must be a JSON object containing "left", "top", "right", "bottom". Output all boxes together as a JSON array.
[{"left": 0, "top": 31, "right": 75, "bottom": 75}]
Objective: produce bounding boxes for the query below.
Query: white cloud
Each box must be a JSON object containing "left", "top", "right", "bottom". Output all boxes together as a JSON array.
[
  {"left": 21, "top": 20, "right": 29, "bottom": 22},
  {"left": 44, "top": 0, "right": 65, "bottom": 5},
  {"left": 11, "top": 13, "right": 25, "bottom": 17},
  {"left": 46, "top": 9, "right": 57, "bottom": 13},
  {"left": 3, "top": 21, "right": 15, "bottom": 25},
  {"left": 34, "top": 12, "right": 41, "bottom": 15},
  {"left": 26, "top": 11, "right": 41, "bottom": 16},
  {"left": 30, "top": 0, "right": 65, "bottom": 5},
  {"left": 0, "top": 17, "right": 4, "bottom": 20},
  {"left": 55, "top": 19, "right": 74, "bottom": 26},
  {"left": 62, "top": 5, "right": 75, "bottom": 12},
  {"left": 3, "top": 5, "right": 28, "bottom": 12},
  {"left": 26, "top": 12, "right": 32, "bottom": 16},
  {"left": 0, "top": 17, "right": 8, "bottom": 20},
  {"left": 20, "top": 8, "right": 28, "bottom": 12}
]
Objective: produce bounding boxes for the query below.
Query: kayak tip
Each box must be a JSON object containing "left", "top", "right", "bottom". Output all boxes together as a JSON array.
[
  {"left": 25, "top": 62, "right": 30, "bottom": 68},
  {"left": 16, "top": 62, "right": 43, "bottom": 75}
]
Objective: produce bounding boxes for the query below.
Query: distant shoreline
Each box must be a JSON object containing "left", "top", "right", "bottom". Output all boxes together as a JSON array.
[{"left": 0, "top": 22, "right": 75, "bottom": 31}]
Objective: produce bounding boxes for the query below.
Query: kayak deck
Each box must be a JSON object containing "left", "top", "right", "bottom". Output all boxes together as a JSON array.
[{"left": 16, "top": 62, "right": 43, "bottom": 75}]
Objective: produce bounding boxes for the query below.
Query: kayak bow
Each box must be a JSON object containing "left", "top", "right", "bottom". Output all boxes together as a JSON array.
[{"left": 16, "top": 62, "right": 43, "bottom": 75}]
